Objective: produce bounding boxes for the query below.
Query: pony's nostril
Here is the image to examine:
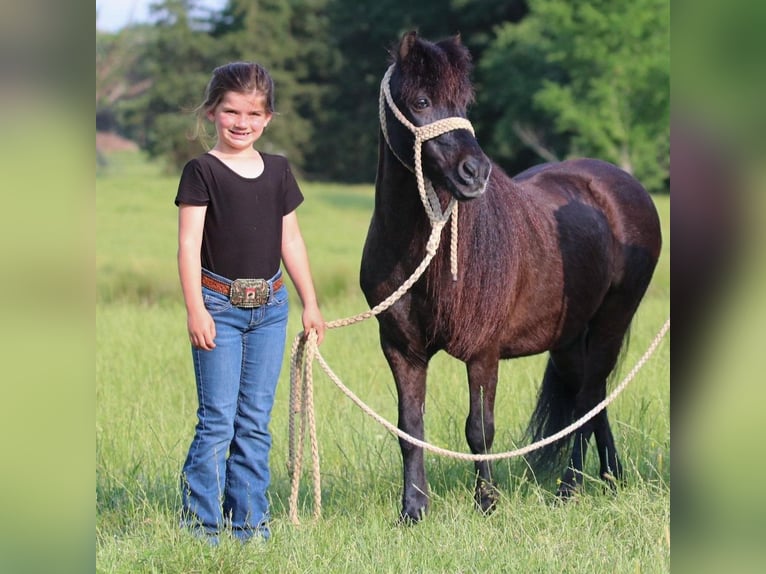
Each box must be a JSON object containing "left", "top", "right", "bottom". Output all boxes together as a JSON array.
[{"left": 459, "top": 158, "right": 479, "bottom": 182}]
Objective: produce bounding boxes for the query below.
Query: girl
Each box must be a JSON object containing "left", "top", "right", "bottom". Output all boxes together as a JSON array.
[{"left": 175, "top": 62, "right": 325, "bottom": 543}]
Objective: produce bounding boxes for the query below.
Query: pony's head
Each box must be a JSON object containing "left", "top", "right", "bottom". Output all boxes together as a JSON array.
[{"left": 381, "top": 31, "right": 491, "bottom": 200}]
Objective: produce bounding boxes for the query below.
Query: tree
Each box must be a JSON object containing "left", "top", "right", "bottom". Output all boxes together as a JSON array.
[
  {"left": 97, "top": 0, "right": 669, "bottom": 189},
  {"left": 96, "top": 27, "right": 154, "bottom": 132},
  {"left": 97, "top": 0, "right": 531, "bottom": 180},
  {"left": 479, "top": 0, "right": 669, "bottom": 192},
  {"left": 212, "top": 0, "right": 336, "bottom": 172},
  {"left": 112, "top": 1, "right": 227, "bottom": 170},
  {"left": 305, "top": 0, "right": 527, "bottom": 182},
  {"left": 114, "top": 0, "right": 335, "bottom": 173}
]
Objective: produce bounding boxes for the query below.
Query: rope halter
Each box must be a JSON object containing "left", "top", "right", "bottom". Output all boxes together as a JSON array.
[{"left": 379, "top": 63, "right": 478, "bottom": 280}]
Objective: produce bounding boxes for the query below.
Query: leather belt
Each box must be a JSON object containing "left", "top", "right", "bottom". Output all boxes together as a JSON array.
[{"left": 201, "top": 273, "right": 283, "bottom": 299}]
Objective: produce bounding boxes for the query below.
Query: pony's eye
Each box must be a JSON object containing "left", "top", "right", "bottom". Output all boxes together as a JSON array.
[{"left": 414, "top": 97, "right": 430, "bottom": 110}]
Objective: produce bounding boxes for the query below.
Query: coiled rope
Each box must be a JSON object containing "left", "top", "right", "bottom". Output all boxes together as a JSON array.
[{"left": 286, "top": 65, "right": 670, "bottom": 524}]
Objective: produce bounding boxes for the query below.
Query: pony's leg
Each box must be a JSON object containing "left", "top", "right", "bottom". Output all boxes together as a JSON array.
[
  {"left": 383, "top": 343, "right": 430, "bottom": 523},
  {"left": 593, "top": 409, "right": 623, "bottom": 488},
  {"left": 536, "top": 343, "right": 586, "bottom": 498},
  {"left": 558, "top": 424, "right": 593, "bottom": 498},
  {"left": 559, "top": 394, "right": 621, "bottom": 497},
  {"left": 555, "top": 353, "right": 589, "bottom": 499},
  {"left": 465, "top": 355, "right": 500, "bottom": 514},
  {"left": 559, "top": 318, "right": 629, "bottom": 497}
]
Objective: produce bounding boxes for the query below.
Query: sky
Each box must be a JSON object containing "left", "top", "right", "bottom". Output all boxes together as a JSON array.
[{"left": 96, "top": 0, "right": 227, "bottom": 32}]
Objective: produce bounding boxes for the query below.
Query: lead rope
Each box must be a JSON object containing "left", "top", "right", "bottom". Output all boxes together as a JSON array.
[
  {"left": 288, "top": 315, "right": 669, "bottom": 523},
  {"left": 288, "top": 65, "right": 473, "bottom": 524}
]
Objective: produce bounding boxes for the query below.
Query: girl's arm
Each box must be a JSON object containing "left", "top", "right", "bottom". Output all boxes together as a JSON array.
[
  {"left": 281, "top": 211, "right": 325, "bottom": 344},
  {"left": 178, "top": 204, "right": 217, "bottom": 350}
]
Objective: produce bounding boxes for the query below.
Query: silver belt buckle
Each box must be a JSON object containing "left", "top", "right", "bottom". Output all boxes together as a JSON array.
[{"left": 230, "top": 278, "right": 269, "bottom": 307}]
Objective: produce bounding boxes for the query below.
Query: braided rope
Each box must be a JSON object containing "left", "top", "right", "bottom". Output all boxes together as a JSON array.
[
  {"left": 289, "top": 313, "right": 669, "bottom": 522},
  {"left": 316, "top": 318, "right": 669, "bottom": 462},
  {"left": 287, "top": 332, "right": 322, "bottom": 523}
]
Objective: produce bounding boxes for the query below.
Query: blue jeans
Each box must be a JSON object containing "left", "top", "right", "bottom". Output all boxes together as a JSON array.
[{"left": 180, "top": 269, "right": 288, "bottom": 542}]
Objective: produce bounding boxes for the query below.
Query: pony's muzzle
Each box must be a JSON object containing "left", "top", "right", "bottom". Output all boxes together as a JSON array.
[
  {"left": 458, "top": 156, "right": 487, "bottom": 185},
  {"left": 454, "top": 154, "right": 491, "bottom": 198}
]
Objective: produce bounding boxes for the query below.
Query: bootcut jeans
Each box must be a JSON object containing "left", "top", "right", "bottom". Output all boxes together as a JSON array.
[{"left": 180, "top": 269, "right": 288, "bottom": 542}]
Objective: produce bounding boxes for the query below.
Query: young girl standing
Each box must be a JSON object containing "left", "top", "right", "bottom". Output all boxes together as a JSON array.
[{"left": 175, "top": 62, "right": 325, "bottom": 543}]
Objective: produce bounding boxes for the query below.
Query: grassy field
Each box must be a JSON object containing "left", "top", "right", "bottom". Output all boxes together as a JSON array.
[{"left": 96, "top": 151, "right": 669, "bottom": 573}]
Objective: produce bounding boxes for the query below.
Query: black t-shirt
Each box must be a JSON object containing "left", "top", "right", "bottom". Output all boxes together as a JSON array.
[{"left": 175, "top": 152, "right": 304, "bottom": 280}]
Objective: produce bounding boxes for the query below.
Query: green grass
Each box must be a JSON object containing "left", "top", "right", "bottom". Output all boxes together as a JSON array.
[{"left": 96, "top": 151, "right": 669, "bottom": 573}]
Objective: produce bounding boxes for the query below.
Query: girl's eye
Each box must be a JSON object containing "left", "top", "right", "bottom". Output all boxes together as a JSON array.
[{"left": 414, "top": 97, "right": 430, "bottom": 110}]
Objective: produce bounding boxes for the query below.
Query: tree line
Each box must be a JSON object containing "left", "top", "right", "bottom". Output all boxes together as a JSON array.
[{"left": 96, "top": 0, "right": 669, "bottom": 192}]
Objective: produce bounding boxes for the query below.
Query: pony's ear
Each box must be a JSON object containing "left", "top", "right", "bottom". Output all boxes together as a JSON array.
[{"left": 398, "top": 30, "right": 418, "bottom": 61}]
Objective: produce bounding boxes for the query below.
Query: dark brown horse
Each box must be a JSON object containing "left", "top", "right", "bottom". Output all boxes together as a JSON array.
[{"left": 360, "top": 31, "right": 661, "bottom": 523}]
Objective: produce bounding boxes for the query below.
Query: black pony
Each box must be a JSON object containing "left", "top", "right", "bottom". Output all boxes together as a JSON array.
[{"left": 359, "top": 32, "right": 661, "bottom": 523}]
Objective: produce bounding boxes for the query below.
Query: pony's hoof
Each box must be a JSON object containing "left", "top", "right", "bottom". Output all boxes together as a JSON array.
[
  {"left": 475, "top": 480, "right": 500, "bottom": 515},
  {"left": 600, "top": 471, "right": 623, "bottom": 494},
  {"left": 556, "top": 479, "right": 579, "bottom": 500},
  {"left": 398, "top": 505, "right": 427, "bottom": 525}
]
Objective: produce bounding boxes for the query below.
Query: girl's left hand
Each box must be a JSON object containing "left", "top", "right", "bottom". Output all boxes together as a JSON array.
[{"left": 302, "top": 305, "right": 325, "bottom": 346}]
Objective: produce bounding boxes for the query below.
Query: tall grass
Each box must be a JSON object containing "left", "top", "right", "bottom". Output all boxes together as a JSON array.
[{"left": 97, "top": 151, "right": 669, "bottom": 573}]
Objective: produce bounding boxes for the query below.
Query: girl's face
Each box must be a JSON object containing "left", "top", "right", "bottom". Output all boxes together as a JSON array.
[{"left": 207, "top": 90, "right": 272, "bottom": 154}]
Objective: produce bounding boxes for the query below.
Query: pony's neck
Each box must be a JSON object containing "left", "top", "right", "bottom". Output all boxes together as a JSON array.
[{"left": 374, "top": 136, "right": 428, "bottom": 225}]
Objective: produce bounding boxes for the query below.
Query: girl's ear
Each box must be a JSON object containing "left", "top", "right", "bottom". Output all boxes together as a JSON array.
[{"left": 206, "top": 108, "right": 215, "bottom": 122}]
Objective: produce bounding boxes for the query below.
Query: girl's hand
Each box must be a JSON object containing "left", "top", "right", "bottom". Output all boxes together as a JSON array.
[
  {"left": 302, "top": 305, "right": 325, "bottom": 346},
  {"left": 187, "top": 307, "right": 217, "bottom": 350}
]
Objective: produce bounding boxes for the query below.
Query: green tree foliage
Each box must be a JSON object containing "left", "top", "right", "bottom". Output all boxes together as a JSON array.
[
  {"left": 208, "top": 0, "right": 335, "bottom": 170},
  {"left": 111, "top": 0, "right": 333, "bottom": 173},
  {"left": 305, "top": 0, "right": 527, "bottom": 181},
  {"left": 114, "top": 1, "right": 226, "bottom": 170},
  {"left": 96, "top": 27, "right": 155, "bottom": 131},
  {"left": 98, "top": 0, "right": 668, "bottom": 191},
  {"left": 479, "top": 0, "right": 669, "bottom": 192}
]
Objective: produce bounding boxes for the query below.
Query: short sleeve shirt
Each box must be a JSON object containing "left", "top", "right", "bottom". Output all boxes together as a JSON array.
[{"left": 175, "top": 152, "right": 304, "bottom": 279}]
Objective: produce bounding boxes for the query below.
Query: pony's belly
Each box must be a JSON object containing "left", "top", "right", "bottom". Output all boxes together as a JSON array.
[{"left": 497, "top": 302, "right": 587, "bottom": 358}]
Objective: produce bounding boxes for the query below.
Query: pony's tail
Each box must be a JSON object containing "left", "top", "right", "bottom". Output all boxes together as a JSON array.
[{"left": 523, "top": 361, "right": 578, "bottom": 476}]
